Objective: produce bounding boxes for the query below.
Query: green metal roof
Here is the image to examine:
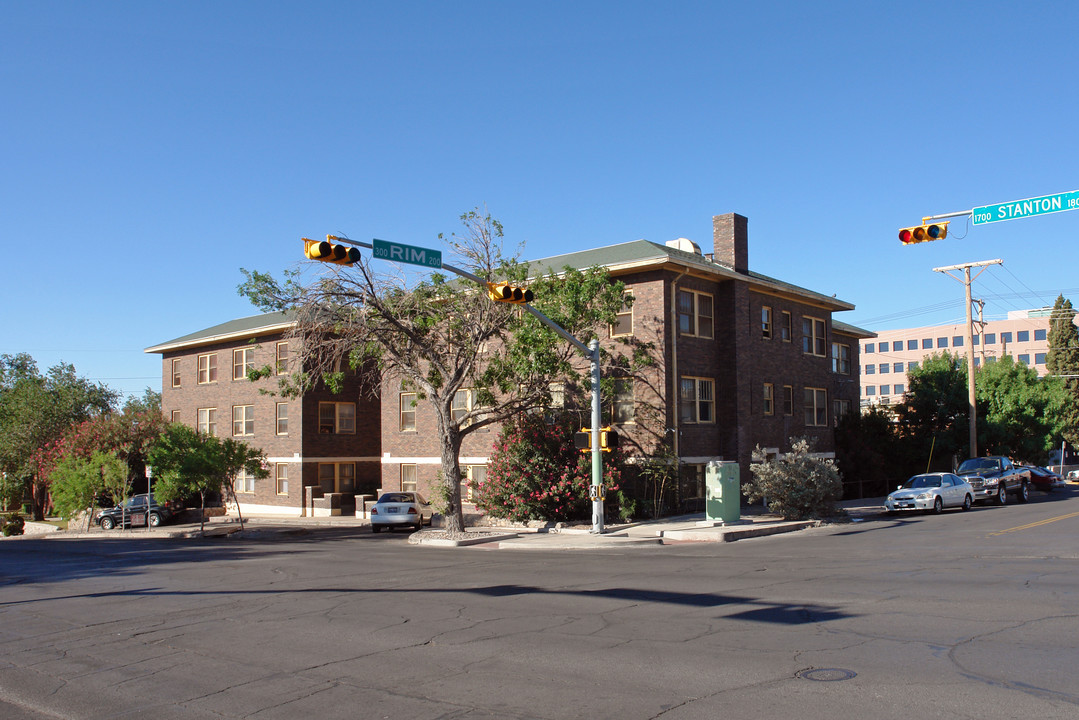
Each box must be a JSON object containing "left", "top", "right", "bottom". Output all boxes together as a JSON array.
[
  {"left": 145, "top": 310, "right": 296, "bottom": 353},
  {"left": 530, "top": 239, "right": 858, "bottom": 313}
]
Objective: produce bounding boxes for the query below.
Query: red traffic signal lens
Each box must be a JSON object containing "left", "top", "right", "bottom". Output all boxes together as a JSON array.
[{"left": 898, "top": 228, "right": 913, "bottom": 243}]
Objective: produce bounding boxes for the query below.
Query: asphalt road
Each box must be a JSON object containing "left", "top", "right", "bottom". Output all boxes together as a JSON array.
[{"left": 2, "top": 489, "right": 1079, "bottom": 720}]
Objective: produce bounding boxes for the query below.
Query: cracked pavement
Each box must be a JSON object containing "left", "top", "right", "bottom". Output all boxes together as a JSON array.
[{"left": 2, "top": 494, "right": 1079, "bottom": 719}]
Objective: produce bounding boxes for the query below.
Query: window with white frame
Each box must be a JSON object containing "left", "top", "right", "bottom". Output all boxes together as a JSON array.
[
  {"left": 545, "top": 381, "right": 565, "bottom": 424},
  {"left": 276, "top": 342, "right": 289, "bottom": 375},
  {"left": 171, "top": 358, "right": 181, "bottom": 388},
  {"left": 802, "top": 317, "right": 826, "bottom": 357},
  {"left": 276, "top": 402, "right": 288, "bottom": 435},
  {"left": 762, "top": 306, "right": 772, "bottom": 339},
  {"left": 197, "top": 353, "right": 217, "bottom": 384},
  {"left": 319, "top": 402, "right": 355, "bottom": 434},
  {"left": 197, "top": 407, "right": 217, "bottom": 436},
  {"left": 233, "top": 347, "right": 254, "bottom": 380},
  {"left": 170, "top": 409, "right": 181, "bottom": 423},
  {"left": 275, "top": 463, "right": 289, "bottom": 495},
  {"left": 611, "top": 378, "right": 634, "bottom": 424},
  {"left": 463, "top": 464, "right": 486, "bottom": 501},
  {"left": 763, "top": 383, "right": 774, "bottom": 415},
  {"left": 804, "top": 387, "right": 827, "bottom": 427},
  {"left": 679, "top": 377, "right": 714, "bottom": 424},
  {"left": 401, "top": 464, "right": 417, "bottom": 492},
  {"left": 780, "top": 311, "right": 792, "bottom": 342},
  {"left": 236, "top": 468, "right": 255, "bottom": 494},
  {"left": 232, "top": 405, "right": 254, "bottom": 436},
  {"left": 400, "top": 393, "right": 417, "bottom": 432},
  {"left": 677, "top": 290, "right": 714, "bottom": 339},
  {"left": 610, "top": 292, "right": 633, "bottom": 337},
  {"left": 831, "top": 342, "right": 851, "bottom": 374}
]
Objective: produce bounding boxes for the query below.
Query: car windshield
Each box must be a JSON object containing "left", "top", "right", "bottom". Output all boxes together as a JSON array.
[
  {"left": 378, "top": 493, "right": 415, "bottom": 504},
  {"left": 957, "top": 458, "right": 999, "bottom": 473},
  {"left": 903, "top": 475, "right": 942, "bottom": 489}
]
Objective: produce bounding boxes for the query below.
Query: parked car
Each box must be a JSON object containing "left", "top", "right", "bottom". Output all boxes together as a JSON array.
[
  {"left": 1021, "top": 466, "right": 1066, "bottom": 492},
  {"left": 955, "top": 456, "right": 1030, "bottom": 505},
  {"left": 885, "top": 473, "right": 974, "bottom": 514},
  {"left": 369, "top": 492, "right": 432, "bottom": 532},
  {"left": 96, "top": 494, "right": 178, "bottom": 530}
]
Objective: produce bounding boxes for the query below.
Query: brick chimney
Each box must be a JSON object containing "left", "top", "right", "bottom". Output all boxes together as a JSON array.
[{"left": 713, "top": 213, "right": 748, "bottom": 274}]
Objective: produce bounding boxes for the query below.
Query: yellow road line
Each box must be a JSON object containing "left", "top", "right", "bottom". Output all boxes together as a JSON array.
[{"left": 989, "top": 510, "right": 1079, "bottom": 536}]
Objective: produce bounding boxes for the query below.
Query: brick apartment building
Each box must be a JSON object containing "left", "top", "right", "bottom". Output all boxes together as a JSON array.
[
  {"left": 380, "top": 213, "right": 872, "bottom": 503},
  {"left": 145, "top": 312, "right": 381, "bottom": 516},
  {"left": 860, "top": 307, "right": 1073, "bottom": 407},
  {"left": 149, "top": 213, "right": 872, "bottom": 515}
]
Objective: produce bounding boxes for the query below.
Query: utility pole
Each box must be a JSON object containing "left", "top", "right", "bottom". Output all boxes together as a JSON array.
[{"left": 932, "top": 259, "right": 1002, "bottom": 458}]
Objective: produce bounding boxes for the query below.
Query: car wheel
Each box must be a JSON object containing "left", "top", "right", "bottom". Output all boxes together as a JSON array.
[
  {"left": 148, "top": 512, "right": 161, "bottom": 527},
  {"left": 932, "top": 496, "right": 944, "bottom": 514},
  {"left": 962, "top": 494, "right": 972, "bottom": 511},
  {"left": 1018, "top": 483, "right": 1030, "bottom": 503},
  {"left": 371, "top": 524, "right": 382, "bottom": 533},
  {"left": 100, "top": 516, "right": 115, "bottom": 530},
  {"left": 997, "top": 485, "right": 1007, "bottom": 505}
]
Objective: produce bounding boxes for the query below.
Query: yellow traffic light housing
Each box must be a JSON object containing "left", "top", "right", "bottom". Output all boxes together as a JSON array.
[
  {"left": 898, "top": 221, "right": 949, "bottom": 245},
  {"left": 486, "top": 282, "right": 534, "bottom": 304},
  {"left": 303, "top": 237, "right": 361, "bottom": 265},
  {"left": 575, "top": 427, "right": 619, "bottom": 452}
]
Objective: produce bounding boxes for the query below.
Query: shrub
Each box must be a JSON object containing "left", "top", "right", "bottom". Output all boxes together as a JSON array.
[
  {"left": 2, "top": 513, "right": 25, "bottom": 537},
  {"left": 742, "top": 437, "right": 843, "bottom": 520},
  {"left": 473, "top": 414, "right": 622, "bottom": 523}
]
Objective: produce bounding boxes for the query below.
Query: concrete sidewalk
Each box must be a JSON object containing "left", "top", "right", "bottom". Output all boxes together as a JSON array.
[
  {"left": 413, "top": 497, "right": 887, "bottom": 549},
  {"left": 23, "top": 497, "right": 888, "bottom": 547}
]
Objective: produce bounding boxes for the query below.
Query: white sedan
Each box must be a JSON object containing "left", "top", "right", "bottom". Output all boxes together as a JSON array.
[
  {"left": 885, "top": 473, "right": 974, "bottom": 514},
  {"left": 370, "top": 492, "right": 433, "bottom": 532}
]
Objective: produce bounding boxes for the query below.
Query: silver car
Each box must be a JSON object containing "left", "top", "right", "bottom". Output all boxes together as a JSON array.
[
  {"left": 885, "top": 473, "right": 974, "bottom": 514},
  {"left": 370, "top": 492, "right": 433, "bottom": 532}
]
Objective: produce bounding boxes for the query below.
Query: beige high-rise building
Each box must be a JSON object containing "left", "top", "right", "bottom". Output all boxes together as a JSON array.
[{"left": 859, "top": 307, "right": 1070, "bottom": 407}]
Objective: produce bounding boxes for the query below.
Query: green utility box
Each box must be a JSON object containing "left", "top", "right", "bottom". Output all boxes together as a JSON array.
[{"left": 705, "top": 461, "right": 741, "bottom": 524}]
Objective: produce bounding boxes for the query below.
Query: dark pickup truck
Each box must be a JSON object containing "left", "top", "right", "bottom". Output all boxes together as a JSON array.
[{"left": 955, "top": 456, "right": 1031, "bottom": 505}]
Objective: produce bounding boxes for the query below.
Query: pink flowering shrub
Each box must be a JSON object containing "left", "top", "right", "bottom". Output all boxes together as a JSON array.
[{"left": 473, "top": 414, "right": 622, "bottom": 522}]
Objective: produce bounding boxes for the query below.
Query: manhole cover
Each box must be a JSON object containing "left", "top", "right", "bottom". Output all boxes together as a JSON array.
[{"left": 797, "top": 668, "right": 857, "bottom": 682}]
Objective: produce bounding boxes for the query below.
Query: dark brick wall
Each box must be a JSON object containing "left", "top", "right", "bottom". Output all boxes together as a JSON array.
[{"left": 159, "top": 332, "right": 381, "bottom": 511}]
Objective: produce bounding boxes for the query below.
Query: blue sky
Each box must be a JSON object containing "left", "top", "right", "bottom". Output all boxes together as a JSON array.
[{"left": 3, "top": 1, "right": 1078, "bottom": 402}]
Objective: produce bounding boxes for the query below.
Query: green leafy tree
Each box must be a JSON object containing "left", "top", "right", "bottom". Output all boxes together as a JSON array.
[
  {"left": 238, "top": 209, "right": 631, "bottom": 532},
  {"left": 1046, "top": 295, "right": 1079, "bottom": 447},
  {"left": 975, "top": 355, "right": 1067, "bottom": 462},
  {"left": 48, "top": 451, "right": 128, "bottom": 530},
  {"left": 0, "top": 354, "right": 118, "bottom": 519},
  {"left": 833, "top": 405, "right": 902, "bottom": 499},
  {"left": 742, "top": 437, "right": 843, "bottom": 520},
  {"left": 149, "top": 423, "right": 268, "bottom": 534},
  {"left": 474, "top": 413, "right": 623, "bottom": 523},
  {"left": 894, "top": 352, "right": 969, "bottom": 470}
]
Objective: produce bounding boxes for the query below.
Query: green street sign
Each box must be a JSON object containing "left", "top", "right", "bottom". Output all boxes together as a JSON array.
[
  {"left": 371, "top": 238, "right": 443, "bottom": 269},
  {"left": 972, "top": 190, "right": 1079, "bottom": 226}
]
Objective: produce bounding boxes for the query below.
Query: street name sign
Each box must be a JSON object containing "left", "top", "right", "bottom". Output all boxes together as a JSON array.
[
  {"left": 372, "top": 238, "right": 443, "bottom": 269},
  {"left": 972, "top": 189, "right": 1079, "bottom": 226}
]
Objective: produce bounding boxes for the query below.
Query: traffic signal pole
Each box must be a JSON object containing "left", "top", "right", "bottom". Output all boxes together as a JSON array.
[
  {"left": 320, "top": 235, "right": 607, "bottom": 533},
  {"left": 932, "top": 259, "right": 1002, "bottom": 459}
]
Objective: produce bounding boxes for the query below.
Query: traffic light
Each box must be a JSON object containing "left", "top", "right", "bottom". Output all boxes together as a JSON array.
[
  {"left": 486, "top": 282, "right": 534, "bottom": 304},
  {"left": 898, "top": 222, "right": 949, "bottom": 245},
  {"left": 599, "top": 428, "right": 619, "bottom": 452},
  {"left": 303, "top": 237, "right": 361, "bottom": 265},
  {"left": 574, "top": 427, "right": 619, "bottom": 452}
]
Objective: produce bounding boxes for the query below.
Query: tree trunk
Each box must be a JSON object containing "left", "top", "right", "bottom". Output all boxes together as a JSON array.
[
  {"left": 436, "top": 412, "right": 466, "bottom": 532},
  {"left": 30, "top": 479, "right": 47, "bottom": 521}
]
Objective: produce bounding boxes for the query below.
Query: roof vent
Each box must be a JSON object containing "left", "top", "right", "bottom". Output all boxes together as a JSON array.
[{"left": 666, "top": 237, "right": 702, "bottom": 255}]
